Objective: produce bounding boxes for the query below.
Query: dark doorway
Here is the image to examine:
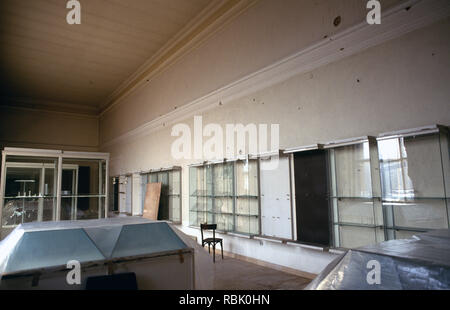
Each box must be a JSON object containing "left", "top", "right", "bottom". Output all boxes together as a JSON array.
[{"left": 294, "top": 150, "right": 330, "bottom": 246}]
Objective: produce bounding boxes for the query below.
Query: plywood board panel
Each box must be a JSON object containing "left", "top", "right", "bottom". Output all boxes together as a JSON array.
[{"left": 143, "top": 183, "right": 161, "bottom": 220}]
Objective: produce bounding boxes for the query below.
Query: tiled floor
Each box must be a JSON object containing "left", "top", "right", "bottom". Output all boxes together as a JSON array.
[{"left": 212, "top": 255, "right": 311, "bottom": 290}]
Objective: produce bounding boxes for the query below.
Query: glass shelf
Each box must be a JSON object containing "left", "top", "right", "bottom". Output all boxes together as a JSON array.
[
  {"left": 333, "top": 222, "right": 383, "bottom": 229},
  {"left": 237, "top": 195, "right": 259, "bottom": 199},
  {"left": 190, "top": 194, "right": 234, "bottom": 198},
  {"left": 382, "top": 197, "right": 448, "bottom": 201},
  {"left": 5, "top": 196, "right": 57, "bottom": 199},
  {"left": 235, "top": 213, "right": 259, "bottom": 217},
  {"left": 330, "top": 196, "right": 378, "bottom": 199},
  {"left": 61, "top": 195, "right": 106, "bottom": 198}
]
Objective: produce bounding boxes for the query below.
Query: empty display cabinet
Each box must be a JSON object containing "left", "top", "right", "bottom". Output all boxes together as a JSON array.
[
  {"left": 142, "top": 168, "right": 182, "bottom": 223},
  {"left": 189, "top": 159, "right": 260, "bottom": 235},
  {"left": 0, "top": 148, "right": 109, "bottom": 240},
  {"left": 377, "top": 126, "right": 450, "bottom": 240},
  {"left": 0, "top": 218, "right": 196, "bottom": 290}
]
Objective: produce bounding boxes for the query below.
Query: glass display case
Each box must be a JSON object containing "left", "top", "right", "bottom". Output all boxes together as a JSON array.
[
  {"left": 328, "top": 126, "right": 449, "bottom": 249},
  {"left": 189, "top": 164, "right": 214, "bottom": 228},
  {"left": 189, "top": 159, "right": 260, "bottom": 235},
  {"left": 0, "top": 148, "right": 109, "bottom": 239},
  {"left": 328, "top": 137, "right": 384, "bottom": 249},
  {"left": 0, "top": 218, "right": 196, "bottom": 290},
  {"left": 235, "top": 159, "right": 259, "bottom": 235},
  {"left": 142, "top": 168, "right": 181, "bottom": 223},
  {"left": 377, "top": 126, "right": 449, "bottom": 239},
  {"left": 3, "top": 158, "right": 58, "bottom": 226}
]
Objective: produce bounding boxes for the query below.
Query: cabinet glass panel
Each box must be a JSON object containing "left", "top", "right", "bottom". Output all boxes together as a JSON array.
[
  {"left": 235, "top": 159, "right": 260, "bottom": 235},
  {"left": 338, "top": 226, "right": 384, "bottom": 249},
  {"left": 334, "top": 143, "right": 372, "bottom": 198},
  {"left": 189, "top": 165, "right": 214, "bottom": 227},
  {"left": 1, "top": 151, "right": 109, "bottom": 238},
  {"left": 2, "top": 156, "right": 58, "bottom": 229},
  {"left": 330, "top": 142, "right": 382, "bottom": 248},
  {"left": 213, "top": 163, "right": 234, "bottom": 232},
  {"left": 61, "top": 158, "right": 106, "bottom": 220},
  {"left": 189, "top": 160, "right": 260, "bottom": 235},
  {"left": 378, "top": 133, "right": 449, "bottom": 239}
]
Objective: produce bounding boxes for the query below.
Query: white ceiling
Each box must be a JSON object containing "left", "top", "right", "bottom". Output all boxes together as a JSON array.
[{"left": 0, "top": 0, "right": 225, "bottom": 113}]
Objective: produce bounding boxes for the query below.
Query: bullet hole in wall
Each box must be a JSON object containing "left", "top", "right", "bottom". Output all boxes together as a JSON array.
[{"left": 333, "top": 16, "right": 341, "bottom": 27}]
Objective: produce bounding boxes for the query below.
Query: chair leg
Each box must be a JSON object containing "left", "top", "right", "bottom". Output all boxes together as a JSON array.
[
  {"left": 213, "top": 244, "right": 216, "bottom": 263},
  {"left": 208, "top": 244, "right": 210, "bottom": 254},
  {"left": 221, "top": 241, "right": 223, "bottom": 259}
]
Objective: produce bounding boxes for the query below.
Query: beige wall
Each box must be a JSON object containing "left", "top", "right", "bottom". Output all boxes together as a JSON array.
[
  {"left": 99, "top": 0, "right": 404, "bottom": 143},
  {"left": 101, "top": 14, "right": 450, "bottom": 178},
  {"left": 98, "top": 0, "right": 450, "bottom": 229},
  {"left": 99, "top": 14, "right": 450, "bottom": 273},
  {"left": 0, "top": 106, "right": 99, "bottom": 152}
]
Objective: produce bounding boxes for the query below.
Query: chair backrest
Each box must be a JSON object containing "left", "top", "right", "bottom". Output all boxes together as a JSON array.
[{"left": 200, "top": 224, "right": 217, "bottom": 242}]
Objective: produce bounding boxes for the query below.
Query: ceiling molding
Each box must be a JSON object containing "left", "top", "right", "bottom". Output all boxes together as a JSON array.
[
  {"left": 0, "top": 139, "right": 99, "bottom": 152},
  {"left": 0, "top": 97, "right": 99, "bottom": 118},
  {"left": 99, "top": 0, "right": 450, "bottom": 149},
  {"left": 99, "top": 0, "right": 260, "bottom": 116}
]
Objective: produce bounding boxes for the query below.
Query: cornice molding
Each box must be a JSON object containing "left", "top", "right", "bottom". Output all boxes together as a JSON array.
[
  {"left": 0, "top": 97, "right": 99, "bottom": 118},
  {"left": 99, "top": 0, "right": 260, "bottom": 115},
  {"left": 0, "top": 140, "right": 99, "bottom": 152},
  {"left": 100, "top": 0, "right": 450, "bottom": 149}
]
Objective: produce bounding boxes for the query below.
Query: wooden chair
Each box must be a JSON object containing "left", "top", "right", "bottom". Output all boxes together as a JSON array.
[{"left": 200, "top": 224, "right": 223, "bottom": 263}]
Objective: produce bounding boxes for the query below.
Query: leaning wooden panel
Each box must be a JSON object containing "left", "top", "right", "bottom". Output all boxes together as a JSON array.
[{"left": 143, "top": 183, "right": 161, "bottom": 220}]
